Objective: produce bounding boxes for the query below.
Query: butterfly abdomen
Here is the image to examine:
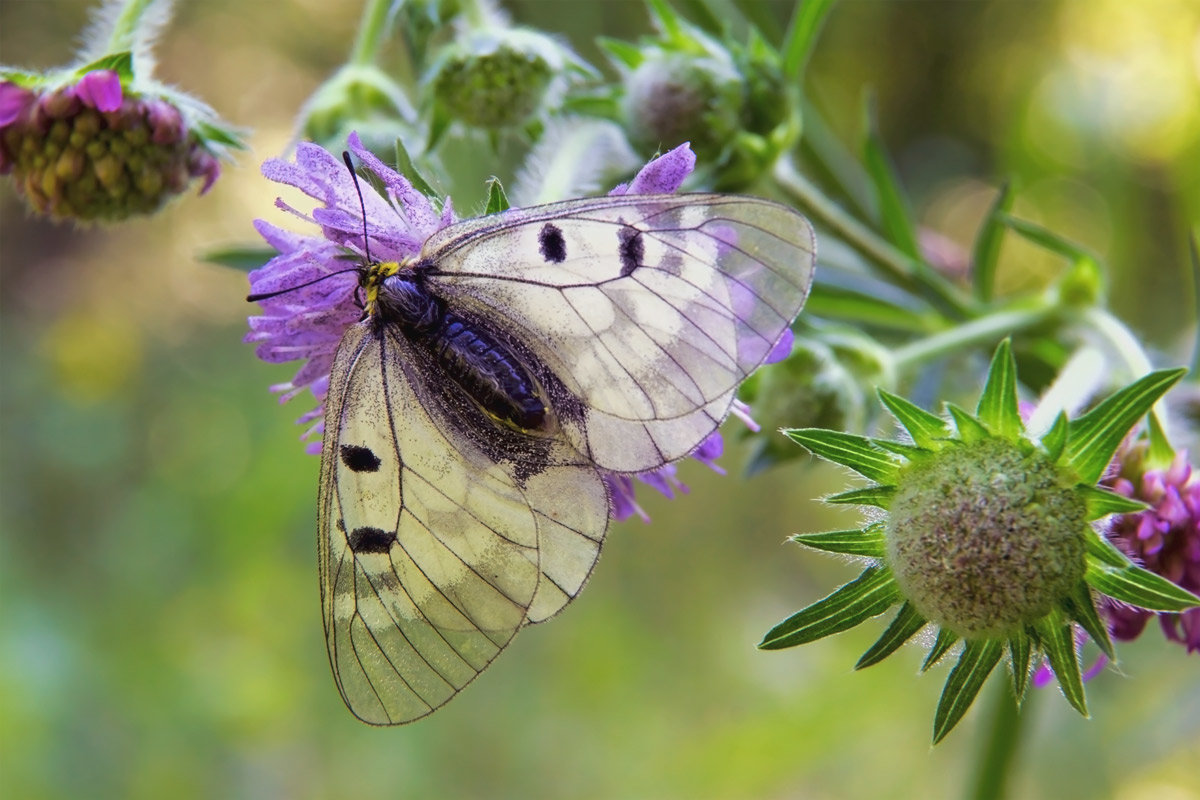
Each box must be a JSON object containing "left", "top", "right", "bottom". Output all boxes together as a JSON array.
[{"left": 378, "top": 274, "right": 547, "bottom": 432}]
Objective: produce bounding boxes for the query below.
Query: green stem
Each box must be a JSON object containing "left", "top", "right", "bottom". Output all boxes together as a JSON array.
[
  {"left": 1079, "top": 307, "right": 1154, "bottom": 380},
  {"left": 349, "top": 0, "right": 394, "bottom": 67},
  {"left": 773, "top": 155, "right": 973, "bottom": 319},
  {"left": 892, "top": 303, "right": 1059, "bottom": 374},
  {"left": 968, "top": 680, "right": 1032, "bottom": 800},
  {"left": 104, "top": 0, "right": 156, "bottom": 53}
]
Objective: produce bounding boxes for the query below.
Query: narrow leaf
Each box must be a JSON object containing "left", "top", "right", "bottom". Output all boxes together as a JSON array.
[
  {"left": 759, "top": 567, "right": 901, "bottom": 650},
  {"left": 202, "top": 245, "right": 276, "bottom": 272},
  {"left": 1060, "top": 580, "right": 1114, "bottom": 659},
  {"left": 395, "top": 137, "right": 442, "bottom": 198},
  {"left": 598, "top": 37, "right": 643, "bottom": 69},
  {"left": 783, "top": 428, "right": 902, "bottom": 483},
  {"left": 1033, "top": 614, "right": 1088, "bottom": 716},
  {"left": 1077, "top": 484, "right": 1148, "bottom": 521},
  {"left": 75, "top": 51, "right": 135, "bottom": 82},
  {"left": 781, "top": 0, "right": 838, "bottom": 79},
  {"left": 971, "top": 181, "right": 1014, "bottom": 303},
  {"left": 922, "top": 628, "right": 960, "bottom": 671},
  {"left": 1008, "top": 631, "right": 1031, "bottom": 703},
  {"left": 878, "top": 389, "right": 949, "bottom": 450},
  {"left": 1085, "top": 561, "right": 1200, "bottom": 612},
  {"left": 1146, "top": 411, "right": 1176, "bottom": 469},
  {"left": 825, "top": 485, "right": 895, "bottom": 508},
  {"left": 862, "top": 94, "right": 920, "bottom": 259},
  {"left": 1041, "top": 411, "right": 1069, "bottom": 462},
  {"left": 1001, "top": 214, "right": 1095, "bottom": 261},
  {"left": 791, "top": 523, "right": 886, "bottom": 558},
  {"left": 484, "top": 177, "right": 509, "bottom": 215},
  {"left": 804, "top": 283, "right": 934, "bottom": 332},
  {"left": 872, "top": 439, "right": 926, "bottom": 459},
  {"left": 976, "top": 339, "right": 1021, "bottom": 438},
  {"left": 933, "top": 639, "right": 1004, "bottom": 743},
  {"left": 856, "top": 602, "right": 927, "bottom": 669},
  {"left": 1084, "top": 526, "right": 1131, "bottom": 568},
  {"left": 948, "top": 404, "right": 990, "bottom": 443},
  {"left": 1065, "top": 368, "right": 1186, "bottom": 484}
]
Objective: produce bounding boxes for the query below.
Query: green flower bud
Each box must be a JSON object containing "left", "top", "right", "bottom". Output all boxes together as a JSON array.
[
  {"left": 887, "top": 438, "right": 1087, "bottom": 638},
  {"left": 429, "top": 29, "right": 571, "bottom": 129}
]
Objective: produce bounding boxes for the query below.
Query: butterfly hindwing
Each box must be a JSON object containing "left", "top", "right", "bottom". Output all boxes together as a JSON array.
[
  {"left": 421, "top": 194, "right": 816, "bottom": 473},
  {"left": 319, "top": 322, "right": 608, "bottom": 724}
]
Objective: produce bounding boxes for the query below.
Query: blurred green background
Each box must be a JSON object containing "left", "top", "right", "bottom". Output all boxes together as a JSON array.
[{"left": 2, "top": 1, "right": 1198, "bottom": 798}]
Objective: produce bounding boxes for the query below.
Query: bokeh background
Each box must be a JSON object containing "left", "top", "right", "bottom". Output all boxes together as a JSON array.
[{"left": 2, "top": 1, "right": 1198, "bottom": 798}]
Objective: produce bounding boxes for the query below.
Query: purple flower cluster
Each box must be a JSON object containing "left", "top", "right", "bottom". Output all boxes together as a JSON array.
[
  {"left": 249, "top": 134, "right": 773, "bottom": 520},
  {"left": 1105, "top": 451, "right": 1200, "bottom": 652},
  {"left": 0, "top": 69, "right": 221, "bottom": 220}
]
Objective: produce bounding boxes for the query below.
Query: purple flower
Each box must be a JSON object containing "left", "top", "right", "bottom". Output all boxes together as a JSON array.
[
  {"left": 0, "top": 71, "right": 227, "bottom": 220},
  {"left": 249, "top": 137, "right": 780, "bottom": 518},
  {"left": 1104, "top": 450, "right": 1200, "bottom": 652}
]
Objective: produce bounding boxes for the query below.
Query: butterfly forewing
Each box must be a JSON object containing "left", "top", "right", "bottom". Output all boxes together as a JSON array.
[
  {"left": 421, "top": 194, "right": 815, "bottom": 473},
  {"left": 319, "top": 323, "right": 608, "bottom": 724}
]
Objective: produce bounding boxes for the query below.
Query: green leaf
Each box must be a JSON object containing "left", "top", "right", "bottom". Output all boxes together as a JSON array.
[
  {"left": 0, "top": 69, "right": 44, "bottom": 87},
  {"left": 1007, "top": 630, "right": 1031, "bottom": 703},
  {"left": 971, "top": 181, "right": 1014, "bottom": 303},
  {"left": 791, "top": 523, "right": 886, "bottom": 557},
  {"left": 862, "top": 94, "right": 920, "bottom": 259},
  {"left": 825, "top": 485, "right": 895, "bottom": 509},
  {"left": 976, "top": 339, "right": 1021, "bottom": 438},
  {"left": 75, "top": 51, "right": 135, "bottom": 82},
  {"left": 483, "top": 177, "right": 509, "bottom": 215},
  {"left": 1065, "top": 368, "right": 1187, "bottom": 484},
  {"left": 947, "top": 403, "right": 990, "bottom": 443},
  {"left": 759, "top": 566, "right": 901, "bottom": 650},
  {"left": 856, "top": 601, "right": 927, "bottom": 669},
  {"left": 804, "top": 283, "right": 934, "bottom": 332},
  {"left": 647, "top": 0, "right": 686, "bottom": 40},
  {"left": 394, "top": 137, "right": 442, "bottom": 200},
  {"left": 1085, "top": 560, "right": 1200, "bottom": 612},
  {"left": 1033, "top": 614, "right": 1088, "bottom": 716},
  {"left": 597, "top": 37, "right": 643, "bottom": 69},
  {"left": 922, "top": 628, "right": 959, "bottom": 671},
  {"left": 1060, "top": 580, "right": 1114, "bottom": 659},
  {"left": 782, "top": 428, "right": 902, "bottom": 483},
  {"left": 1146, "top": 411, "right": 1177, "bottom": 470},
  {"left": 780, "top": 0, "right": 838, "bottom": 80},
  {"left": 878, "top": 389, "right": 950, "bottom": 450},
  {"left": 872, "top": 439, "right": 926, "bottom": 460},
  {"left": 933, "top": 638, "right": 1004, "bottom": 743},
  {"left": 1191, "top": 230, "right": 1200, "bottom": 375},
  {"left": 201, "top": 245, "right": 276, "bottom": 272},
  {"left": 191, "top": 120, "right": 247, "bottom": 149},
  {"left": 1084, "top": 527, "right": 1132, "bottom": 569},
  {"left": 1041, "top": 411, "right": 1069, "bottom": 462},
  {"left": 1077, "top": 484, "right": 1148, "bottom": 521},
  {"left": 1000, "top": 213, "right": 1095, "bottom": 262}
]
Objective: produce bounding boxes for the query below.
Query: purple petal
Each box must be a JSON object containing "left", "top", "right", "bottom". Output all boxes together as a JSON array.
[
  {"left": 0, "top": 81, "right": 35, "bottom": 126},
  {"left": 74, "top": 70, "right": 123, "bottom": 112},
  {"left": 610, "top": 143, "right": 696, "bottom": 195},
  {"left": 767, "top": 328, "right": 794, "bottom": 364}
]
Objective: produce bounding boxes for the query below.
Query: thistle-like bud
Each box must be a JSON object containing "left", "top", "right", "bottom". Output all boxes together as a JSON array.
[
  {"left": 888, "top": 438, "right": 1087, "bottom": 638},
  {"left": 1, "top": 0, "right": 242, "bottom": 223},
  {"left": 606, "top": 2, "right": 797, "bottom": 189},
  {"left": 427, "top": 26, "right": 588, "bottom": 131}
]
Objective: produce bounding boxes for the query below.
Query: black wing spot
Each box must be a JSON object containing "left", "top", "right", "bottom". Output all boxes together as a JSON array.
[
  {"left": 618, "top": 226, "right": 644, "bottom": 276},
  {"left": 539, "top": 223, "right": 566, "bottom": 263},
  {"left": 340, "top": 444, "right": 381, "bottom": 472},
  {"left": 348, "top": 526, "right": 396, "bottom": 554}
]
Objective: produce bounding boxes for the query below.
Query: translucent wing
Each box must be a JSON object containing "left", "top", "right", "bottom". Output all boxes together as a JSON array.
[
  {"left": 420, "top": 194, "right": 815, "bottom": 472},
  {"left": 319, "top": 323, "right": 609, "bottom": 725}
]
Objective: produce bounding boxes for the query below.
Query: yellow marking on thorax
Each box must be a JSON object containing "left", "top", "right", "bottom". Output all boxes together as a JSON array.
[{"left": 363, "top": 260, "right": 404, "bottom": 315}]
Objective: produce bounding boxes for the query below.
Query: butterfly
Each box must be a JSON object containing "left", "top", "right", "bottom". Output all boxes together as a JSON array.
[{"left": 314, "top": 189, "right": 815, "bottom": 724}]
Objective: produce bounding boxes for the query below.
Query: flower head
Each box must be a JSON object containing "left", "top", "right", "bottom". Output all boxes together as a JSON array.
[
  {"left": 759, "top": 341, "right": 1200, "bottom": 742},
  {"left": 248, "top": 135, "right": 752, "bottom": 518},
  {"left": 1104, "top": 447, "right": 1200, "bottom": 651}
]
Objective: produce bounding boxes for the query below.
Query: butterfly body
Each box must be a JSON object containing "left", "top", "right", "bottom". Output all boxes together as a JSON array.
[{"left": 316, "top": 193, "right": 815, "bottom": 724}]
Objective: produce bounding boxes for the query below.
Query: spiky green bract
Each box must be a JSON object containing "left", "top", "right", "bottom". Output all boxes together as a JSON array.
[{"left": 760, "top": 341, "right": 1199, "bottom": 742}]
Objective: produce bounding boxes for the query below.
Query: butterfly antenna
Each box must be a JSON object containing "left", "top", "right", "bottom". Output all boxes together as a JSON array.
[
  {"left": 342, "top": 151, "right": 374, "bottom": 265},
  {"left": 246, "top": 267, "right": 362, "bottom": 302}
]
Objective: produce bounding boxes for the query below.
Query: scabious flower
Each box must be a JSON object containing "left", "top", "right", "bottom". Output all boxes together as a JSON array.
[
  {"left": 247, "top": 134, "right": 766, "bottom": 520},
  {"left": 1103, "top": 447, "right": 1200, "bottom": 651},
  {"left": 759, "top": 341, "right": 1200, "bottom": 742},
  {"left": 0, "top": 0, "right": 241, "bottom": 222}
]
